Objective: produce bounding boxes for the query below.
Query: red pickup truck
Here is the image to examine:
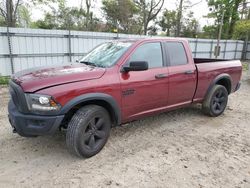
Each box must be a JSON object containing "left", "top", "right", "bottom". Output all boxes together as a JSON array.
[{"left": 8, "top": 38, "right": 242, "bottom": 158}]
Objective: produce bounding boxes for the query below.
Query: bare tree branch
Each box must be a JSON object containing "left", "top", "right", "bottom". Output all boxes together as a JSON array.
[
  {"left": 0, "top": 0, "right": 7, "bottom": 17},
  {"left": 13, "top": 0, "right": 21, "bottom": 20},
  {"left": 148, "top": 0, "right": 164, "bottom": 21},
  {"left": 185, "top": 0, "right": 202, "bottom": 8}
]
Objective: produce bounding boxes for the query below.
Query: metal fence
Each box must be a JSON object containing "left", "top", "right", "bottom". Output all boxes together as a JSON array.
[
  {"left": 0, "top": 27, "right": 249, "bottom": 76},
  {"left": 246, "top": 42, "right": 250, "bottom": 60}
]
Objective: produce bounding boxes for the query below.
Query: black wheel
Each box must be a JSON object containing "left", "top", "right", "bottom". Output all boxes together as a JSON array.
[
  {"left": 66, "top": 105, "right": 111, "bottom": 158},
  {"left": 202, "top": 85, "right": 228, "bottom": 117}
]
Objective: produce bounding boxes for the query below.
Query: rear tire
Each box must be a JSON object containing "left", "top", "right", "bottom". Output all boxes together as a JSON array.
[
  {"left": 66, "top": 105, "right": 111, "bottom": 158},
  {"left": 202, "top": 85, "right": 228, "bottom": 117}
]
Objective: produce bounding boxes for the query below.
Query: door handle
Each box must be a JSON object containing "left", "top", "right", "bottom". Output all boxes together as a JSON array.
[
  {"left": 184, "top": 70, "right": 195, "bottom": 74},
  {"left": 155, "top": 74, "right": 168, "bottom": 79}
]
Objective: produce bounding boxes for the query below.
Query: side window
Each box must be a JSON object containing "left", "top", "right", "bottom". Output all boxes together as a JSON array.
[
  {"left": 166, "top": 42, "right": 188, "bottom": 66},
  {"left": 129, "top": 42, "right": 163, "bottom": 68}
]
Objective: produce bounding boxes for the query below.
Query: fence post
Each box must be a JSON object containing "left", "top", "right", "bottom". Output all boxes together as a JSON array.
[
  {"left": 242, "top": 37, "right": 248, "bottom": 60},
  {"left": 194, "top": 39, "right": 198, "bottom": 58},
  {"left": 6, "top": 26, "right": 14, "bottom": 74},
  {"left": 223, "top": 40, "right": 227, "bottom": 59},
  {"left": 234, "top": 41, "right": 238, "bottom": 59},
  {"left": 210, "top": 40, "right": 214, "bottom": 58},
  {"left": 68, "top": 30, "right": 72, "bottom": 62}
]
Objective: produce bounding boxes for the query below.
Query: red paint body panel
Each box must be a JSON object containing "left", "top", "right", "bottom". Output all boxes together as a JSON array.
[
  {"left": 194, "top": 61, "right": 242, "bottom": 101},
  {"left": 12, "top": 63, "right": 106, "bottom": 92},
  {"left": 14, "top": 38, "right": 242, "bottom": 124}
]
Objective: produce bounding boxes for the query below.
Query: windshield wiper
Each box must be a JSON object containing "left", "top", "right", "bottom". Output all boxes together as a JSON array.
[
  {"left": 80, "top": 61, "right": 106, "bottom": 68},
  {"left": 80, "top": 61, "right": 97, "bottom": 67}
]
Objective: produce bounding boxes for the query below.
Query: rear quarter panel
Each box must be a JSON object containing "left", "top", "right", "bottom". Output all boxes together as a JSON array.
[{"left": 194, "top": 60, "right": 242, "bottom": 101}]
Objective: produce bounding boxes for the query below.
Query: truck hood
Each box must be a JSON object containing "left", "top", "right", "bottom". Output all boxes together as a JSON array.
[{"left": 12, "top": 63, "right": 106, "bottom": 92}]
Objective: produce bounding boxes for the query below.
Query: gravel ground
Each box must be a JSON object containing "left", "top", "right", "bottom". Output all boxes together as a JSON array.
[{"left": 0, "top": 72, "right": 250, "bottom": 188}]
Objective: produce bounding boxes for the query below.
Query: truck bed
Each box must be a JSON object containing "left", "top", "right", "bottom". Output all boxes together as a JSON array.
[{"left": 193, "top": 59, "right": 242, "bottom": 102}]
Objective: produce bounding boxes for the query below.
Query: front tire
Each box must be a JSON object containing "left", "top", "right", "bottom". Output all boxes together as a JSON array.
[
  {"left": 66, "top": 105, "right": 111, "bottom": 158},
  {"left": 202, "top": 85, "right": 228, "bottom": 117}
]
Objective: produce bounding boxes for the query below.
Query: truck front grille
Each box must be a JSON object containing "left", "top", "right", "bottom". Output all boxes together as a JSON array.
[{"left": 9, "top": 80, "right": 29, "bottom": 113}]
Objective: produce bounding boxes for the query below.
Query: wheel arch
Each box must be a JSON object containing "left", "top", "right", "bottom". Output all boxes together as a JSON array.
[
  {"left": 60, "top": 93, "right": 121, "bottom": 127},
  {"left": 207, "top": 74, "right": 232, "bottom": 96}
]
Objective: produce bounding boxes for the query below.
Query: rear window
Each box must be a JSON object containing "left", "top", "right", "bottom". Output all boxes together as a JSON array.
[{"left": 165, "top": 42, "right": 188, "bottom": 66}]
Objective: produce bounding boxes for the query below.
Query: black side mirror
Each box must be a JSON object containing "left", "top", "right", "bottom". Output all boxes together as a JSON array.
[{"left": 122, "top": 61, "right": 148, "bottom": 72}]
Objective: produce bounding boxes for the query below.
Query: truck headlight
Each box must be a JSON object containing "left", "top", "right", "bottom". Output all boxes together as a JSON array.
[{"left": 25, "top": 94, "right": 61, "bottom": 112}]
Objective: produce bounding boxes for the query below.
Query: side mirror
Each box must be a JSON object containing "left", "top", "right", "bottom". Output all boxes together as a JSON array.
[
  {"left": 76, "top": 59, "right": 80, "bottom": 63},
  {"left": 122, "top": 61, "right": 148, "bottom": 72}
]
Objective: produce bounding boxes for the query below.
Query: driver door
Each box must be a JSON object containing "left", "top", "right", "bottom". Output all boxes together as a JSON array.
[{"left": 119, "top": 42, "right": 169, "bottom": 122}]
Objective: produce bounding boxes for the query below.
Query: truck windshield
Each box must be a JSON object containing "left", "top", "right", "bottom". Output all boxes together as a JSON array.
[{"left": 79, "top": 41, "right": 133, "bottom": 68}]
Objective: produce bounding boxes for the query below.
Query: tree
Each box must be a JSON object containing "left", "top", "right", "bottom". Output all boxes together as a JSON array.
[
  {"left": 201, "top": 25, "right": 217, "bottom": 39},
  {"left": 175, "top": 0, "right": 203, "bottom": 37},
  {"left": 181, "top": 11, "right": 199, "bottom": 38},
  {"left": 229, "top": 0, "right": 242, "bottom": 37},
  {"left": 159, "top": 9, "right": 177, "bottom": 36},
  {"left": 176, "top": 0, "right": 184, "bottom": 37},
  {"left": 233, "top": 19, "right": 250, "bottom": 39},
  {"left": 207, "top": 0, "right": 244, "bottom": 39},
  {"left": 0, "top": 0, "right": 22, "bottom": 27},
  {"left": 0, "top": 15, "right": 5, "bottom": 26},
  {"left": 233, "top": 8, "right": 250, "bottom": 40},
  {"left": 32, "top": 0, "right": 101, "bottom": 31},
  {"left": 17, "top": 5, "right": 32, "bottom": 27},
  {"left": 134, "top": 0, "right": 165, "bottom": 35},
  {"left": 84, "top": 0, "right": 93, "bottom": 28},
  {"left": 102, "top": 0, "right": 140, "bottom": 33}
]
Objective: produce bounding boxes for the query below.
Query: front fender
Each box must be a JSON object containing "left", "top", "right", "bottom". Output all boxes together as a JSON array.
[{"left": 59, "top": 93, "right": 121, "bottom": 125}]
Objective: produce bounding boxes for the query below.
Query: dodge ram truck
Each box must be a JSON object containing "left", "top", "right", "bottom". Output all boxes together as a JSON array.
[{"left": 8, "top": 38, "right": 242, "bottom": 158}]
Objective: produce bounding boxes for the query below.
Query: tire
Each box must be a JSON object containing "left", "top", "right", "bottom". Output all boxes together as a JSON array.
[
  {"left": 202, "top": 85, "right": 228, "bottom": 117},
  {"left": 66, "top": 105, "right": 111, "bottom": 158}
]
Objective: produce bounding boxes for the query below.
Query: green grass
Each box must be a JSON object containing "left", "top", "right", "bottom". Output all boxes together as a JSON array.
[
  {"left": 242, "top": 63, "right": 248, "bottom": 71},
  {"left": 0, "top": 76, "right": 10, "bottom": 85}
]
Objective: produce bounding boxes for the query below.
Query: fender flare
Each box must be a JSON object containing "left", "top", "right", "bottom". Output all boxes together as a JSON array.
[
  {"left": 205, "top": 73, "right": 232, "bottom": 97},
  {"left": 59, "top": 93, "right": 121, "bottom": 125}
]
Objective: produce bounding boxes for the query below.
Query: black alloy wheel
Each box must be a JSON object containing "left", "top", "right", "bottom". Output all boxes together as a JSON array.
[
  {"left": 202, "top": 85, "right": 228, "bottom": 117},
  {"left": 66, "top": 105, "right": 111, "bottom": 158}
]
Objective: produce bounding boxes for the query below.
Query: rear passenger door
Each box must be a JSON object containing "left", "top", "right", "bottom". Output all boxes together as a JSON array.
[{"left": 164, "top": 41, "right": 196, "bottom": 107}]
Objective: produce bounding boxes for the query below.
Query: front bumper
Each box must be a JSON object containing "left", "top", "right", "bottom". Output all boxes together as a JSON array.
[{"left": 8, "top": 100, "right": 64, "bottom": 137}]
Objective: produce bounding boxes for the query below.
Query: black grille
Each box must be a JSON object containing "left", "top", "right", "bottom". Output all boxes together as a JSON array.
[{"left": 9, "top": 80, "right": 29, "bottom": 113}]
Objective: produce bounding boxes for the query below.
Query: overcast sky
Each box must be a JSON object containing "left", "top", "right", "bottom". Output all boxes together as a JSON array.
[{"left": 31, "top": 0, "right": 213, "bottom": 27}]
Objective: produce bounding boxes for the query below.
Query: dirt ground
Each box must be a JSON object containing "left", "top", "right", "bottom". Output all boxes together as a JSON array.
[{"left": 0, "top": 73, "right": 250, "bottom": 188}]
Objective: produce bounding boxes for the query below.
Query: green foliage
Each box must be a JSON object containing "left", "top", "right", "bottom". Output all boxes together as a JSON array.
[
  {"left": 102, "top": 0, "right": 140, "bottom": 34},
  {"left": 0, "top": 0, "right": 247, "bottom": 39},
  {"left": 159, "top": 9, "right": 198, "bottom": 38},
  {"left": 200, "top": 25, "right": 218, "bottom": 39},
  {"left": 0, "top": 77, "right": 10, "bottom": 85},
  {"left": 0, "top": 15, "right": 6, "bottom": 26},
  {"left": 233, "top": 19, "right": 250, "bottom": 39},
  {"left": 181, "top": 11, "right": 199, "bottom": 38},
  {"left": 135, "top": 0, "right": 165, "bottom": 35},
  {"left": 17, "top": 5, "right": 32, "bottom": 28},
  {"left": 207, "top": 0, "right": 244, "bottom": 39},
  {"left": 159, "top": 9, "right": 177, "bottom": 36},
  {"left": 31, "top": 0, "right": 101, "bottom": 31},
  {"left": 242, "top": 62, "right": 249, "bottom": 71}
]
